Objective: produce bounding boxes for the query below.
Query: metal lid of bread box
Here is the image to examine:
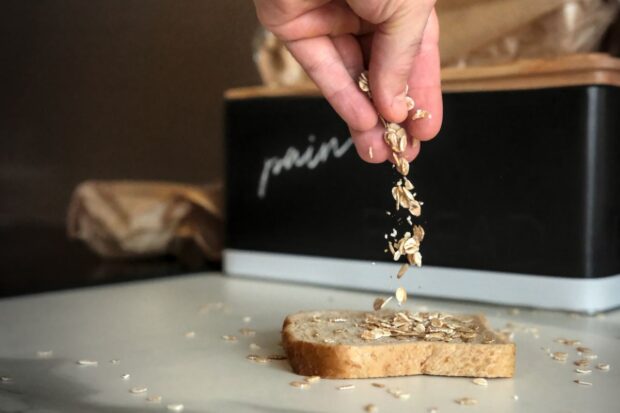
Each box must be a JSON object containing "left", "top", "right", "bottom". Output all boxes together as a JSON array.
[{"left": 223, "top": 54, "right": 620, "bottom": 312}]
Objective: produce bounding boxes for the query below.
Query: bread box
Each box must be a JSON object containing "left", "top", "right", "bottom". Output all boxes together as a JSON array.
[{"left": 223, "top": 54, "right": 620, "bottom": 313}]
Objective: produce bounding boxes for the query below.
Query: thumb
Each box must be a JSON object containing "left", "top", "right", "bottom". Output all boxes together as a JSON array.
[{"left": 348, "top": 0, "right": 436, "bottom": 123}]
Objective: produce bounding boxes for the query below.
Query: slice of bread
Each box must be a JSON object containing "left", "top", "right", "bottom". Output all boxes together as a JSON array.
[{"left": 282, "top": 310, "right": 515, "bottom": 379}]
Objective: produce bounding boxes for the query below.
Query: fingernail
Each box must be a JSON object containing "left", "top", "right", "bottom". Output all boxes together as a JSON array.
[{"left": 391, "top": 95, "right": 408, "bottom": 122}]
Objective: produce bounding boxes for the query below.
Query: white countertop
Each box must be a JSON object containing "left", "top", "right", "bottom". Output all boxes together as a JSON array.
[{"left": 0, "top": 273, "right": 619, "bottom": 412}]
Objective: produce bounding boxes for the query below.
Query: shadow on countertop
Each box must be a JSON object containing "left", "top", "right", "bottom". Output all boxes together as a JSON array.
[{"left": 0, "top": 224, "right": 220, "bottom": 299}]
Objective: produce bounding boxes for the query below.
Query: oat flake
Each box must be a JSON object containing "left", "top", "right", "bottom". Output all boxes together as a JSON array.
[
  {"left": 129, "top": 386, "right": 147, "bottom": 394},
  {"left": 77, "top": 360, "right": 98, "bottom": 366}
]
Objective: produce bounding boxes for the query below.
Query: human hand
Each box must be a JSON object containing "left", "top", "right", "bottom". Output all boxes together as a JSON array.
[{"left": 253, "top": 0, "right": 442, "bottom": 163}]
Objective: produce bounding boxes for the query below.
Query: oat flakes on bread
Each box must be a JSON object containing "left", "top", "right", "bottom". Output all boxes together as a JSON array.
[{"left": 282, "top": 310, "right": 515, "bottom": 379}]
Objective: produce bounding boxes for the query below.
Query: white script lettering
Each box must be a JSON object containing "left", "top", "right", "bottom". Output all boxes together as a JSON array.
[{"left": 257, "top": 135, "right": 353, "bottom": 199}]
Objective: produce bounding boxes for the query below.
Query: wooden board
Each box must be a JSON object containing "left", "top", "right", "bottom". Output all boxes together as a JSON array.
[{"left": 225, "top": 53, "right": 620, "bottom": 99}]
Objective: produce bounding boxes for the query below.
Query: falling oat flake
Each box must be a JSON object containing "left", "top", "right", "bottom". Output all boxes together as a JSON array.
[{"left": 395, "top": 287, "right": 407, "bottom": 305}]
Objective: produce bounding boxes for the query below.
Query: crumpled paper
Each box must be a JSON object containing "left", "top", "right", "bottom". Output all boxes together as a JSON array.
[
  {"left": 438, "top": 0, "right": 619, "bottom": 67},
  {"left": 252, "top": 0, "right": 619, "bottom": 84},
  {"left": 67, "top": 181, "right": 223, "bottom": 261}
]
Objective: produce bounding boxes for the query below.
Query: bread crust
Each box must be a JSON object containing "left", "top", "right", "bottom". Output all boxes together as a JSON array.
[{"left": 282, "top": 311, "right": 515, "bottom": 379}]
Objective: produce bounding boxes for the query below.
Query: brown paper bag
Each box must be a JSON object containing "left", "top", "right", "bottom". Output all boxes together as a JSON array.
[{"left": 67, "top": 181, "right": 223, "bottom": 261}]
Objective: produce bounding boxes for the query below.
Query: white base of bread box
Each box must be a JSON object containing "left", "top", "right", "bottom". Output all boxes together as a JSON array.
[{"left": 224, "top": 249, "right": 620, "bottom": 314}]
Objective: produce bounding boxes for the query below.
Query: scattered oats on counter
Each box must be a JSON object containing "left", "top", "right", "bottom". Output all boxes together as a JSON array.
[
  {"left": 246, "top": 354, "right": 268, "bottom": 364},
  {"left": 239, "top": 328, "right": 256, "bottom": 337},
  {"left": 147, "top": 395, "right": 162, "bottom": 403},
  {"left": 290, "top": 381, "right": 309, "bottom": 389},
  {"left": 574, "top": 359, "right": 590, "bottom": 368},
  {"left": 337, "top": 384, "right": 356, "bottom": 390},
  {"left": 576, "top": 346, "right": 593, "bottom": 354},
  {"left": 129, "top": 386, "right": 148, "bottom": 394},
  {"left": 427, "top": 407, "right": 439, "bottom": 413},
  {"left": 597, "top": 363, "right": 610, "bottom": 371},
  {"left": 167, "top": 404, "right": 185, "bottom": 412},
  {"left": 0, "top": 376, "right": 13, "bottom": 383},
  {"left": 551, "top": 352, "right": 568, "bottom": 362},
  {"left": 37, "top": 350, "right": 53, "bottom": 358},
  {"left": 575, "top": 368, "right": 592, "bottom": 374},
  {"left": 121, "top": 374, "right": 130, "bottom": 380},
  {"left": 472, "top": 378, "right": 488, "bottom": 386},
  {"left": 574, "top": 380, "right": 593, "bottom": 386},
  {"left": 305, "top": 376, "right": 321, "bottom": 383},
  {"left": 77, "top": 360, "right": 98, "bottom": 366},
  {"left": 249, "top": 343, "right": 261, "bottom": 350},
  {"left": 199, "top": 302, "right": 224, "bottom": 314},
  {"left": 242, "top": 316, "right": 252, "bottom": 323},
  {"left": 365, "top": 403, "right": 379, "bottom": 413},
  {"left": 222, "top": 335, "right": 238, "bottom": 342},
  {"left": 109, "top": 359, "right": 120, "bottom": 364},
  {"left": 371, "top": 383, "right": 385, "bottom": 388},
  {"left": 267, "top": 354, "right": 287, "bottom": 360},
  {"left": 455, "top": 397, "right": 478, "bottom": 406},
  {"left": 184, "top": 331, "right": 196, "bottom": 339}
]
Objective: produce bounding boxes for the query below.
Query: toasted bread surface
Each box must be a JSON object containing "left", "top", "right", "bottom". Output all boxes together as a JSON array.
[{"left": 282, "top": 310, "right": 515, "bottom": 379}]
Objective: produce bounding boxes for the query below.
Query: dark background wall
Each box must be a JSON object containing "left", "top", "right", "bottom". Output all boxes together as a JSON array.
[{"left": 1, "top": 1, "right": 261, "bottom": 226}]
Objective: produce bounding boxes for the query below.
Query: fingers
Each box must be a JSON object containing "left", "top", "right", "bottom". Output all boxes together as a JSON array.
[
  {"left": 347, "top": 0, "right": 436, "bottom": 123},
  {"left": 350, "top": 124, "right": 391, "bottom": 163},
  {"left": 254, "top": 0, "right": 331, "bottom": 27},
  {"left": 331, "top": 34, "right": 364, "bottom": 78},
  {"left": 267, "top": 2, "right": 362, "bottom": 41},
  {"left": 404, "top": 9, "right": 442, "bottom": 141},
  {"left": 286, "top": 36, "right": 378, "bottom": 132}
]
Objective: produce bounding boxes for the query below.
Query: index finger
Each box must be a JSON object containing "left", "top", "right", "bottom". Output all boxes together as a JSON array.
[{"left": 286, "top": 36, "right": 378, "bottom": 132}]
